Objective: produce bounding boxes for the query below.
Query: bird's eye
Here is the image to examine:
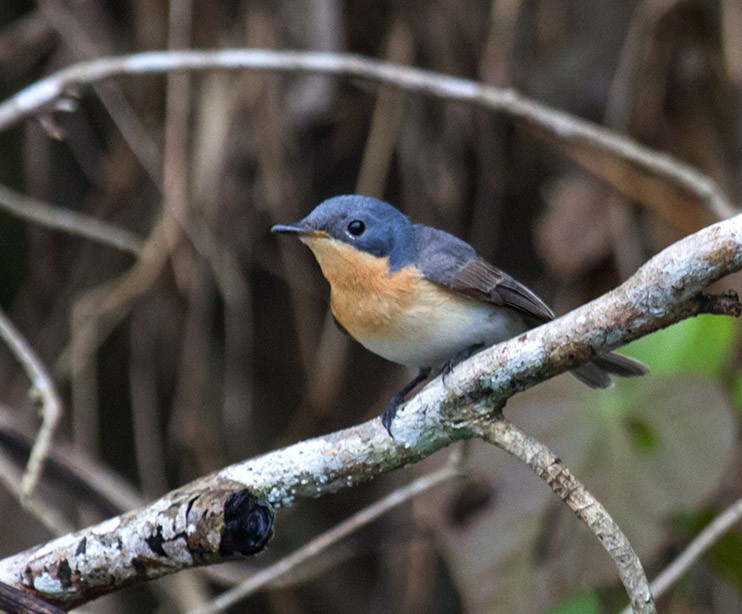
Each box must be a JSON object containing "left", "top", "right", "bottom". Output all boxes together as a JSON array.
[{"left": 347, "top": 220, "right": 365, "bottom": 237}]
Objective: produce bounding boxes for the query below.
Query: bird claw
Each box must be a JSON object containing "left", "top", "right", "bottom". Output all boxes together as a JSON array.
[
  {"left": 441, "top": 360, "right": 455, "bottom": 386},
  {"left": 380, "top": 368, "right": 432, "bottom": 437},
  {"left": 381, "top": 393, "right": 404, "bottom": 438}
]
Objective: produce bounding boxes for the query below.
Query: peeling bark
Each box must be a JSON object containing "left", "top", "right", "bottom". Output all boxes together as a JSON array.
[{"left": 2, "top": 486, "right": 273, "bottom": 607}]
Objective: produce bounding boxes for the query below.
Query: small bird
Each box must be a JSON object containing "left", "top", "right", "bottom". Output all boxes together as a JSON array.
[{"left": 273, "top": 195, "right": 647, "bottom": 435}]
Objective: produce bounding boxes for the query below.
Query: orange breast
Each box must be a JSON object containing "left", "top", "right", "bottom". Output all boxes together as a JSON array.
[
  {"left": 300, "top": 235, "right": 422, "bottom": 337},
  {"left": 300, "top": 234, "right": 523, "bottom": 368}
]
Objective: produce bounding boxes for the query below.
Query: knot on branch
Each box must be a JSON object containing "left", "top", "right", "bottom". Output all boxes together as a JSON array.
[{"left": 219, "top": 490, "right": 274, "bottom": 558}]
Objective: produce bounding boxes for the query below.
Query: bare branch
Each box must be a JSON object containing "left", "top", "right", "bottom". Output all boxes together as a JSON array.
[
  {"left": 0, "top": 182, "right": 143, "bottom": 254},
  {"left": 478, "top": 416, "right": 653, "bottom": 614},
  {"left": 0, "top": 49, "right": 734, "bottom": 219},
  {"left": 0, "top": 306, "right": 62, "bottom": 498},
  {"left": 198, "top": 459, "right": 464, "bottom": 613}
]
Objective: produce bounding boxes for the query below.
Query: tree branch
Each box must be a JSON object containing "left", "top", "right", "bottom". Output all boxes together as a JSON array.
[
  {"left": 478, "top": 417, "right": 652, "bottom": 613},
  {"left": 0, "top": 306, "right": 62, "bottom": 499},
  {"left": 0, "top": 204, "right": 738, "bottom": 609},
  {"left": 0, "top": 49, "right": 734, "bottom": 219},
  {"left": 0, "top": 182, "right": 143, "bottom": 254},
  {"left": 198, "top": 457, "right": 464, "bottom": 613}
]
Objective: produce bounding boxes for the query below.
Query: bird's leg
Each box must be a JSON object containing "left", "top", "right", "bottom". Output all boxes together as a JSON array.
[
  {"left": 381, "top": 368, "right": 431, "bottom": 436},
  {"left": 441, "top": 343, "right": 485, "bottom": 385}
]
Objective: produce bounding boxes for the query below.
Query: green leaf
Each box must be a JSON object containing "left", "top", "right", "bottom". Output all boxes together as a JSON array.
[
  {"left": 622, "top": 315, "right": 737, "bottom": 378},
  {"left": 622, "top": 416, "right": 659, "bottom": 453},
  {"left": 547, "top": 589, "right": 600, "bottom": 614},
  {"left": 708, "top": 531, "right": 742, "bottom": 594},
  {"left": 733, "top": 373, "right": 742, "bottom": 416}
]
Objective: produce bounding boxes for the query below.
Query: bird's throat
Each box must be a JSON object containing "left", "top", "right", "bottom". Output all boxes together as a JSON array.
[
  {"left": 300, "top": 235, "right": 422, "bottom": 337},
  {"left": 300, "top": 235, "right": 392, "bottom": 292}
]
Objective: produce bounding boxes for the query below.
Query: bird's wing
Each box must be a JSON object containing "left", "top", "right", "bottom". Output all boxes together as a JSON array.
[{"left": 414, "top": 225, "right": 555, "bottom": 323}]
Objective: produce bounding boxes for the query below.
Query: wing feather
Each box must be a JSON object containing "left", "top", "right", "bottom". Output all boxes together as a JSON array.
[{"left": 414, "top": 225, "right": 555, "bottom": 323}]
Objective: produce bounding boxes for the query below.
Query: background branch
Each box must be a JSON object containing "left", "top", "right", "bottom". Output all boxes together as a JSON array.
[
  {"left": 0, "top": 49, "right": 734, "bottom": 220},
  {"left": 619, "top": 495, "right": 742, "bottom": 614},
  {"left": 0, "top": 182, "right": 143, "bottom": 254},
  {"left": 0, "top": 306, "right": 62, "bottom": 498},
  {"left": 198, "top": 455, "right": 464, "bottom": 613}
]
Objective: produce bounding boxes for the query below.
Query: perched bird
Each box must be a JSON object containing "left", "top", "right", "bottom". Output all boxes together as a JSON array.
[{"left": 272, "top": 195, "right": 647, "bottom": 435}]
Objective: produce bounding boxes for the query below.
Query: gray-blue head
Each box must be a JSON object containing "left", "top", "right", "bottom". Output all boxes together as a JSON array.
[{"left": 272, "top": 195, "right": 416, "bottom": 269}]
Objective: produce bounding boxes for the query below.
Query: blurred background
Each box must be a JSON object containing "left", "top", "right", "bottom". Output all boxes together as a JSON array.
[{"left": 0, "top": 0, "right": 741, "bottom": 612}]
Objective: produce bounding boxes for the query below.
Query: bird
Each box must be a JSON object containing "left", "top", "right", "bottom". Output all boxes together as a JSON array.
[{"left": 272, "top": 194, "right": 647, "bottom": 435}]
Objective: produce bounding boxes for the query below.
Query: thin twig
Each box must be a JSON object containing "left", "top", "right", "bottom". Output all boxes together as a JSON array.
[
  {"left": 0, "top": 306, "right": 62, "bottom": 498},
  {"left": 194, "top": 458, "right": 464, "bottom": 613},
  {"left": 37, "top": 0, "right": 163, "bottom": 186},
  {"left": 0, "top": 182, "right": 143, "bottom": 254},
  {"left": 478, "top": 416, "right": 654, "bottom": 614},
  {"left": 619, "top": 496, "right": 742, "bottom": 614},
  {"left": 0, "top": 49, "right": 734, "bottom": 219},
  {"left": 60, "top": 214, "right": 171, "bottom": 379},
  {"left": 128, "top": 306, "right": 170, "bottom": 498},
  {"left": 0, "top": 406, "right": 143, "bottom": 516}
]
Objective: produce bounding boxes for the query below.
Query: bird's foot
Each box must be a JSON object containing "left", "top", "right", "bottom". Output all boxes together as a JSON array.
[
  {"left": 441, "top": 360, "right": 455, "bottom": 386},
  {"left": 380, "top": 368, "right": 432, "bottom": 437},
  {"left": 381, "top": 393, "right": 405, "bottom": 438}
]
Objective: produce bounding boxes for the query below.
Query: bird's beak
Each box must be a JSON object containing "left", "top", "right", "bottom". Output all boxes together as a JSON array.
[
  {"left": 271, "top": 222, "right": 307, "bottom": 234},
  {"left": 271, "top": 222, "right": 326, "bottom": 237}
]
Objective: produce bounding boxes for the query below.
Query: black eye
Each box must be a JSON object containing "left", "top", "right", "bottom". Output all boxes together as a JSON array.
[{"left": 347, "top": 220, "right": 365, "bottom": 236}]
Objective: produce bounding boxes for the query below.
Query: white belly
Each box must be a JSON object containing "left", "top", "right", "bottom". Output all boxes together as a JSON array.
[{"left": 359, "top": 296, "right": 528, "bottom": 369}]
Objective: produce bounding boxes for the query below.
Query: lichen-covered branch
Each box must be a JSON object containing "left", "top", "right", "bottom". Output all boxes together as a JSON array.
[
  {"left": 0, "top": 485, "right": 274, "bottom": 609},
  {"left": 478, "top": 417, "right": 653, "bottom": 614},
  {"left": 198, "top": 460, "right": 464, "bottom": 613},
  {"left": 0, "top": 208, "right": 739, "bottom": 610}
]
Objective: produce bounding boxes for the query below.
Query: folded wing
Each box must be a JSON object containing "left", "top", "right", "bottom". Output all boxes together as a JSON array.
[{"left": 414, "top": 225, "right": 554, "bottom": 322}]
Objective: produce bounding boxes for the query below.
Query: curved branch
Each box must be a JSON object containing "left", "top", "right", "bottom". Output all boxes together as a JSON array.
[
  {"left": 0, "top": 183, "right": 143, "bottom": 254},
  {"left": 0, "top": 205, "right": 739, "bottom": 609},
  {"left": 0, "top": 307, "right": 63, "bottom": 498},
  {"left": 0, "top": 48, "right": 734, "bottom": 219},
  {"left": 478, "top": 417, "right": 653, "bottom": 614}
]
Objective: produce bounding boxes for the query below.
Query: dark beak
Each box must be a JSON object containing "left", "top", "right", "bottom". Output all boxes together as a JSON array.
[
  {"left": 271, "top": 222, "right": 307, "bottom": 235},
  {"left": 271, "top": 222, "right": 326, "bottom": 237}
]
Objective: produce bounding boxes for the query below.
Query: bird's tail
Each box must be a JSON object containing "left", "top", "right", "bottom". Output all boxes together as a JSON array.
[{"left": 571, "top": 351, "right": 648, "bottom": 388}]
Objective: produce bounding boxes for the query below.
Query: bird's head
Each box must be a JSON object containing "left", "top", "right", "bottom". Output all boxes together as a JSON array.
[{"left": 272, "top": 195, "right": 416, "bottom": 270}]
